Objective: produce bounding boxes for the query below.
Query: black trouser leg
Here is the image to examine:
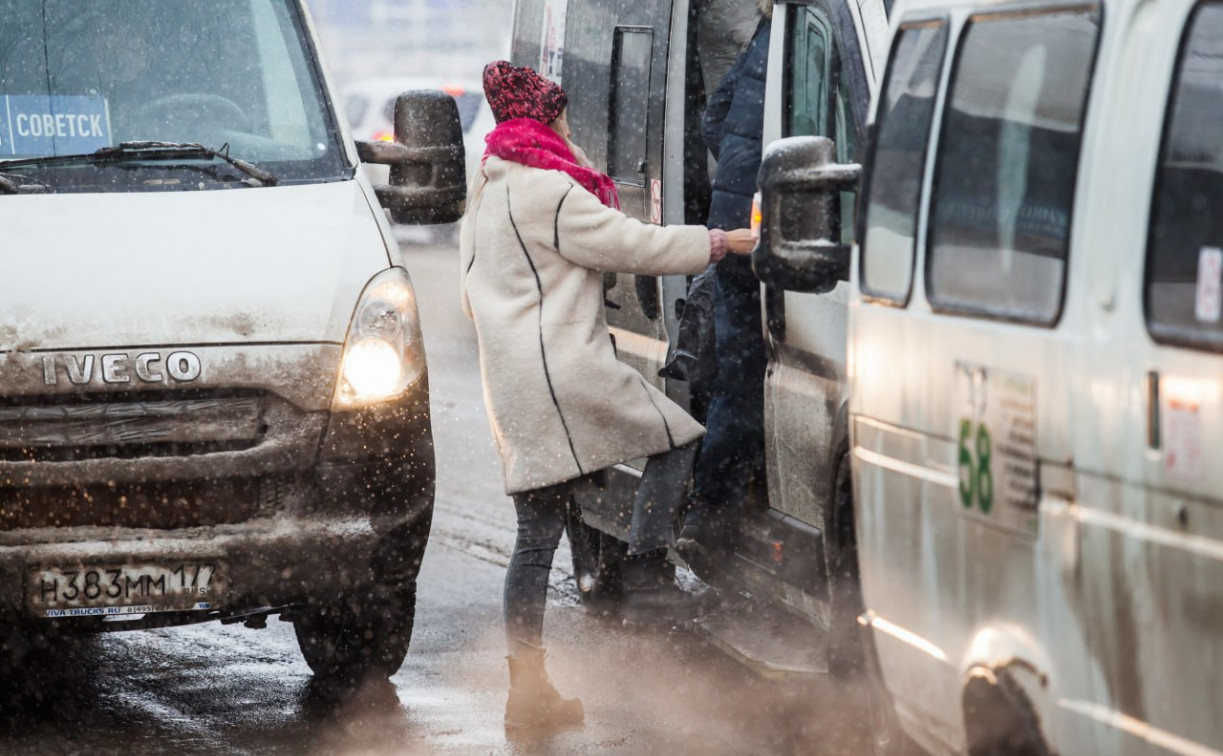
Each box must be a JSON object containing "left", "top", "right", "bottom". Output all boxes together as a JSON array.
[
  {"left": 690, "top": 265, "right": 767, "bottom": 524},
  {"left": 627, "top": 442, "right": 698, "bottom": 557},
  {"left": 504, "top": 482, "right": 569, "bottom": 659}
]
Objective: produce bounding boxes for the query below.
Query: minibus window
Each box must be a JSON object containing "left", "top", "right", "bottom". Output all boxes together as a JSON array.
[
  {"left": 925, "top": 8, "right": 1100, "bottom": 324},
  {"left": 608, "top": 27, "right": 653, "bottom": 185},
  {"left": 784, "top": 3, "right": 862, "bottom": 245},
  {"left": 860, "top": 20, "right": 948, "bottom": 303},
  {"left": 0, "top": 0, "right": 347, "bottom": 189},
  {"left": 1146, "top": 2, "right": 1223, "bottom": 351},
  {"left": 785, "top": 7, "right": 830, "bottom": 139}
]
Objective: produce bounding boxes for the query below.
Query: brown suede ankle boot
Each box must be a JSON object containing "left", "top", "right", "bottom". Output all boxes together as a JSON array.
[{"left": 504, "top": 652, "right": 584, "bottom": 730}]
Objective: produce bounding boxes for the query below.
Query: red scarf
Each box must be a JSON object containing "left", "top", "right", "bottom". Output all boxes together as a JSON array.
[{"left": 484, "top": 118, "right": 620, "bottom": 209}]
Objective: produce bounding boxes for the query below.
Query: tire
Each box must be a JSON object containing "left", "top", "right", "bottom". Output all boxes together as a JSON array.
[
  {"left": 826, "top": 450, "right": 921, "bottom": 756},
  {"left": 0, "top": 624, "right": 95, "bottom": 706},
  {"left": 294, "top": 581, "right": 417, "bottom": 687},
  {"left": 564, "top": 497, "right": 626, "bottom": 615},
  {"left": 294, "top": 520, "right": 428, "bottom": 686}
]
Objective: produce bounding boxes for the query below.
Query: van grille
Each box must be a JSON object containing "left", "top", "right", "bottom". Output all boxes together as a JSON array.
[
  {"left": 0, "top": 392, "right": 268, "bottom": 462},
  {"left": 0, "top": 475, "right": 296, "bottom": 531}
]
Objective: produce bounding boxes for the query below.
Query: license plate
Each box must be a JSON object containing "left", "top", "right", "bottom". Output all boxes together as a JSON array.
[{"left": 28, "top": 563, "right": 222, "bottom": 618}]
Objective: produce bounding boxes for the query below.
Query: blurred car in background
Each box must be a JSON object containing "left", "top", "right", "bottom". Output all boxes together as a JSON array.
[{"left": 344, "top": 76, "right": 492, "bottom": 189}]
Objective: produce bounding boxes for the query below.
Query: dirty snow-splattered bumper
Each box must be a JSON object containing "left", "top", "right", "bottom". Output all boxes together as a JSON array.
[{"left": 0, "top": 345, "right": 435, "bottom": 625}]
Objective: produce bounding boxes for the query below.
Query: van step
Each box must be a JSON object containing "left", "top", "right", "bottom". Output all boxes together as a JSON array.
[{"left": 692, "top": 598, "right": 828, "bottom": 680}]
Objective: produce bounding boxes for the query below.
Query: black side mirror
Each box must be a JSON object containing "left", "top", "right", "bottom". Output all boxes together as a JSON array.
[
  {"left": 355, "top": 90, "right": 466, "bottom": 225},
  {"left": 752, "top": 136, "right": 861, "bottom": 294}
]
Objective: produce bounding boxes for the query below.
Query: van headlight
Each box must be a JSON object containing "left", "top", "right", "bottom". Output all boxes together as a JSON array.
[{"left": 333, "top": 268, "right": 426, "bottom": 409}]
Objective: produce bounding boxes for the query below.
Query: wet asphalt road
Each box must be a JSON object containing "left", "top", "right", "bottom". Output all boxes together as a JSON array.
[{"left": 0, "top": 235, "right": 870, "bottom": 756}]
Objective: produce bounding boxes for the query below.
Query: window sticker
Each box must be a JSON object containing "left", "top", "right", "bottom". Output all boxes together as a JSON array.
[
  {"left": 1165, "top": 397, "right": 1203, "bottom": 481},
  {"left": 1, "top": 95, "right": 111, "bottom": 157},
  {"left": 954, "top": 362, "right": 1038, "bottom": 537},
  {"left": 1195, "top": 246, "right": 1223, "bottom": 323}
]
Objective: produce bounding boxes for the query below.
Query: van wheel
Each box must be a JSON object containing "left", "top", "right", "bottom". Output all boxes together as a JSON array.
[
  {"left": 565, "top": 499, "right": 626, "bottom": 614},
  {"left": 826, "top": 451, "right": 920, "bottom": 755},
  {"left": 294, "top": 580, "right": 417, "bottom": 687}
]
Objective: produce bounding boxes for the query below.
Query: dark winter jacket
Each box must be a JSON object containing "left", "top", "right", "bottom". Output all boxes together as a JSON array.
[{"left": 702, "top": 18, "right": 771, "bottom": 250}]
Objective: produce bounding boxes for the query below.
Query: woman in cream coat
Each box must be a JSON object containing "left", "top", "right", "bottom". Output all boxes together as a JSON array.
[{"left": 463, "top": 61, "right": 752, "bottom": 729}]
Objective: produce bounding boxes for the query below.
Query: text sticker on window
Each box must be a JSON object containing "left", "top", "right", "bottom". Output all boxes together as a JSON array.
[
  {"left": 1195, "top": 246, "right": 1223, "bottom": 323},
  {"left": 1, "top": 95, "right": 111, "bottom": 157}
]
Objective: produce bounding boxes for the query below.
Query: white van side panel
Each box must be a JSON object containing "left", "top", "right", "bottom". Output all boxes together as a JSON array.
[{"left": 854, "top": 0, "right": 1223, "bottom": 753}]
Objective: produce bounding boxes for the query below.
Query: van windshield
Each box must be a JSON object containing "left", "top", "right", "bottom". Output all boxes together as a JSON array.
[{"left": 0, "top": 0, "right": 349, "bottom": 190}]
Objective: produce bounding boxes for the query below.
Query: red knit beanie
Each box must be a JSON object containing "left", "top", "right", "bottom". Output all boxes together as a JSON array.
[{"left": 482, "top": 60, "right": 569, "bottom": 125}]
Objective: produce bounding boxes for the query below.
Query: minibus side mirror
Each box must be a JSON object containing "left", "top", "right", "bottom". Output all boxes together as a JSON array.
[
  {"left": 753, "top": 136, "right": 861, "bottom": 294},
  {"left": 355, "top": 90, "right": 467, "bottom": 225}
]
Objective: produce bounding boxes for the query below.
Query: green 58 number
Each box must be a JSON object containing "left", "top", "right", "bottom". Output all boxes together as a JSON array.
[{"left": 958, "top": 420, "right": 993, "bottom": 514}]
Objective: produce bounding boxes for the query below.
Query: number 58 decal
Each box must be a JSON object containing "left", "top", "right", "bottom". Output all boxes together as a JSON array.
[{"left": 959, "top": 419, "right": 993, "bottom": 514}]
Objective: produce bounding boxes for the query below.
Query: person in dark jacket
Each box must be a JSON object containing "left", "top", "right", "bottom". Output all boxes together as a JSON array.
[{"left": 678, "top": 2, "right": 772, "bottom": 558}]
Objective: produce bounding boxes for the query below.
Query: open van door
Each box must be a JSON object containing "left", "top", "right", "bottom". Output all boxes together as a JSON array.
[{"left": 512, "top": 0, "right": 680, "bottom": 390}]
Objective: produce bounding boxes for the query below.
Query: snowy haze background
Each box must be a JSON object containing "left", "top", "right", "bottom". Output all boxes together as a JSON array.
[{"left": 305, "top": 0, "right": 512, "bottom": 88}]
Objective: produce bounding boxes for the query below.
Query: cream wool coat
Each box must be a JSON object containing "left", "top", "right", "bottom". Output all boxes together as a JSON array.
[{"left": 460, "top": 156, "right": 713, "bottom": 495}]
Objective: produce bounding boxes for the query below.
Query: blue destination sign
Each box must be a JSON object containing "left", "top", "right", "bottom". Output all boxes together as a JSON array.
[{"left": 0, "top": 94, "right": 112, "bottom": 156}]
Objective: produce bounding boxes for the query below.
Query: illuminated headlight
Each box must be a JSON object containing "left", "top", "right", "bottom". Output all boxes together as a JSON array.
[{"left": 333, "top": 268, "right": 426, "bottom": 409}]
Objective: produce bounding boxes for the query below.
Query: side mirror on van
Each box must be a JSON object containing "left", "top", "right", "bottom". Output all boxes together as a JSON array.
[
  {"left": 752, "top": 136, "right": 861, "bottom": 294},
  {"left": 355, "top": 90, "right": 467, "bottom": 225}
]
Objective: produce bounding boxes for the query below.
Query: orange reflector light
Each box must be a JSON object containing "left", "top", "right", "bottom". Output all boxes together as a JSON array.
[
  {"left": 442, "top": 83, "right": 466, "bottom": 98},
  {"left": 751, "top": 192, "right": 763, "bottom": 237},
  {"left": 375, "top": 131, "right": 394, "bottom": 142}
]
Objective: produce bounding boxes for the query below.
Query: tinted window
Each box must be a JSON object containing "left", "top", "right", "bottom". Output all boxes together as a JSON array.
[
  {"left": 785, "top": 4, "right": 861, "bottom": 244},
  {"left": 926, "top": 8, "right": 1099, "bottom": 323},
  {"left": 860, "top": 20, "right": 948, "bottom": 302},
  {"left": 608, "top": 27, "right": 652, "bottom": 183},
  {"left": 1146, "top": 2, "right": 1223, "bottom": 350},
  {"left": 786, "top": 7, "right": 829, "bottom": 139}
]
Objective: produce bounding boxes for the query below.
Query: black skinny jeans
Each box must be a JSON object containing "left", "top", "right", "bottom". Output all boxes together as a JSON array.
[
  {"left": 504, "top": 445, "right": 696, "bottom": 657},
  {"left": 504, "top": 481, "right": 570, "bottom": 659}
]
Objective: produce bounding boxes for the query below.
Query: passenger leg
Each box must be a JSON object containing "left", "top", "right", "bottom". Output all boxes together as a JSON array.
[
  {"left": 682, "top": 263, "right": 767, "bottom": 548},
  {"left": 503, "top": 483, "right": 584, "bottom": 729},
  {"left": 621, "top": 444, "right": 716, "bottom": 625}
]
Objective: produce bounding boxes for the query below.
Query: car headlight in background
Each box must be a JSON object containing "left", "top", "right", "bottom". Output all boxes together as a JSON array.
[{"left": 333, "top": 267, "right": 426, "bottom": 409}]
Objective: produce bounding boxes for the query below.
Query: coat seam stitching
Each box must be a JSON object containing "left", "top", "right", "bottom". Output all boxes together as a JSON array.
[
  {"left": 553, "top": 185, "right": 573, "bottom": 252},
  {"left": 506, "top": 184, "right": 586, "bottom": 478},
  {"left": 465, "top": 194, "right": 481, "bottom": 275}
]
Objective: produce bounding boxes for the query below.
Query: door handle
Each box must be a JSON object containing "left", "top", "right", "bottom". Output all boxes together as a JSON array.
[
  {"left": 1147, "top": 370, "right": 1160, "bottom": 450},
  {"left": 766, "top": 286, "right": 786, "bottom": 341},
  {"left": 636, "top": 275, "right": 660, "bottom": 320}
]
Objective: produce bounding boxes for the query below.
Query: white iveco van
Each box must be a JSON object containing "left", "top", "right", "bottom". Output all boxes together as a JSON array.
[
  {"left": 0, "top": 0, "right": 465, "bottom": 683},
  {"left": 757, "top": 0, "right": 1223, "bottom": 751}
]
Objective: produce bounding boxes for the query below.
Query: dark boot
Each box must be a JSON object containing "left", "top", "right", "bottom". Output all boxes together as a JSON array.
[
  {"left": 621, "top": 549, "right": 716, "bottom": 627},
  {"left": 675, "top": 507, "right": 732, "bottom": 584},
  {"left": 505, "top": 652, "right": 584, "bottom": 730}
]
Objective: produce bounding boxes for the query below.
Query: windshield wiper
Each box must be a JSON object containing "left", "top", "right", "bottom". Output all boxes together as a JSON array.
[
  {"left": 0, "top": 141, "right": 279, "bottom": 187},
  {"left": 0, "top": 172, "right": 47, "bottom": 195},
  {"left": 94, "top": 141, "right": 280, "bottom": 186}
]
